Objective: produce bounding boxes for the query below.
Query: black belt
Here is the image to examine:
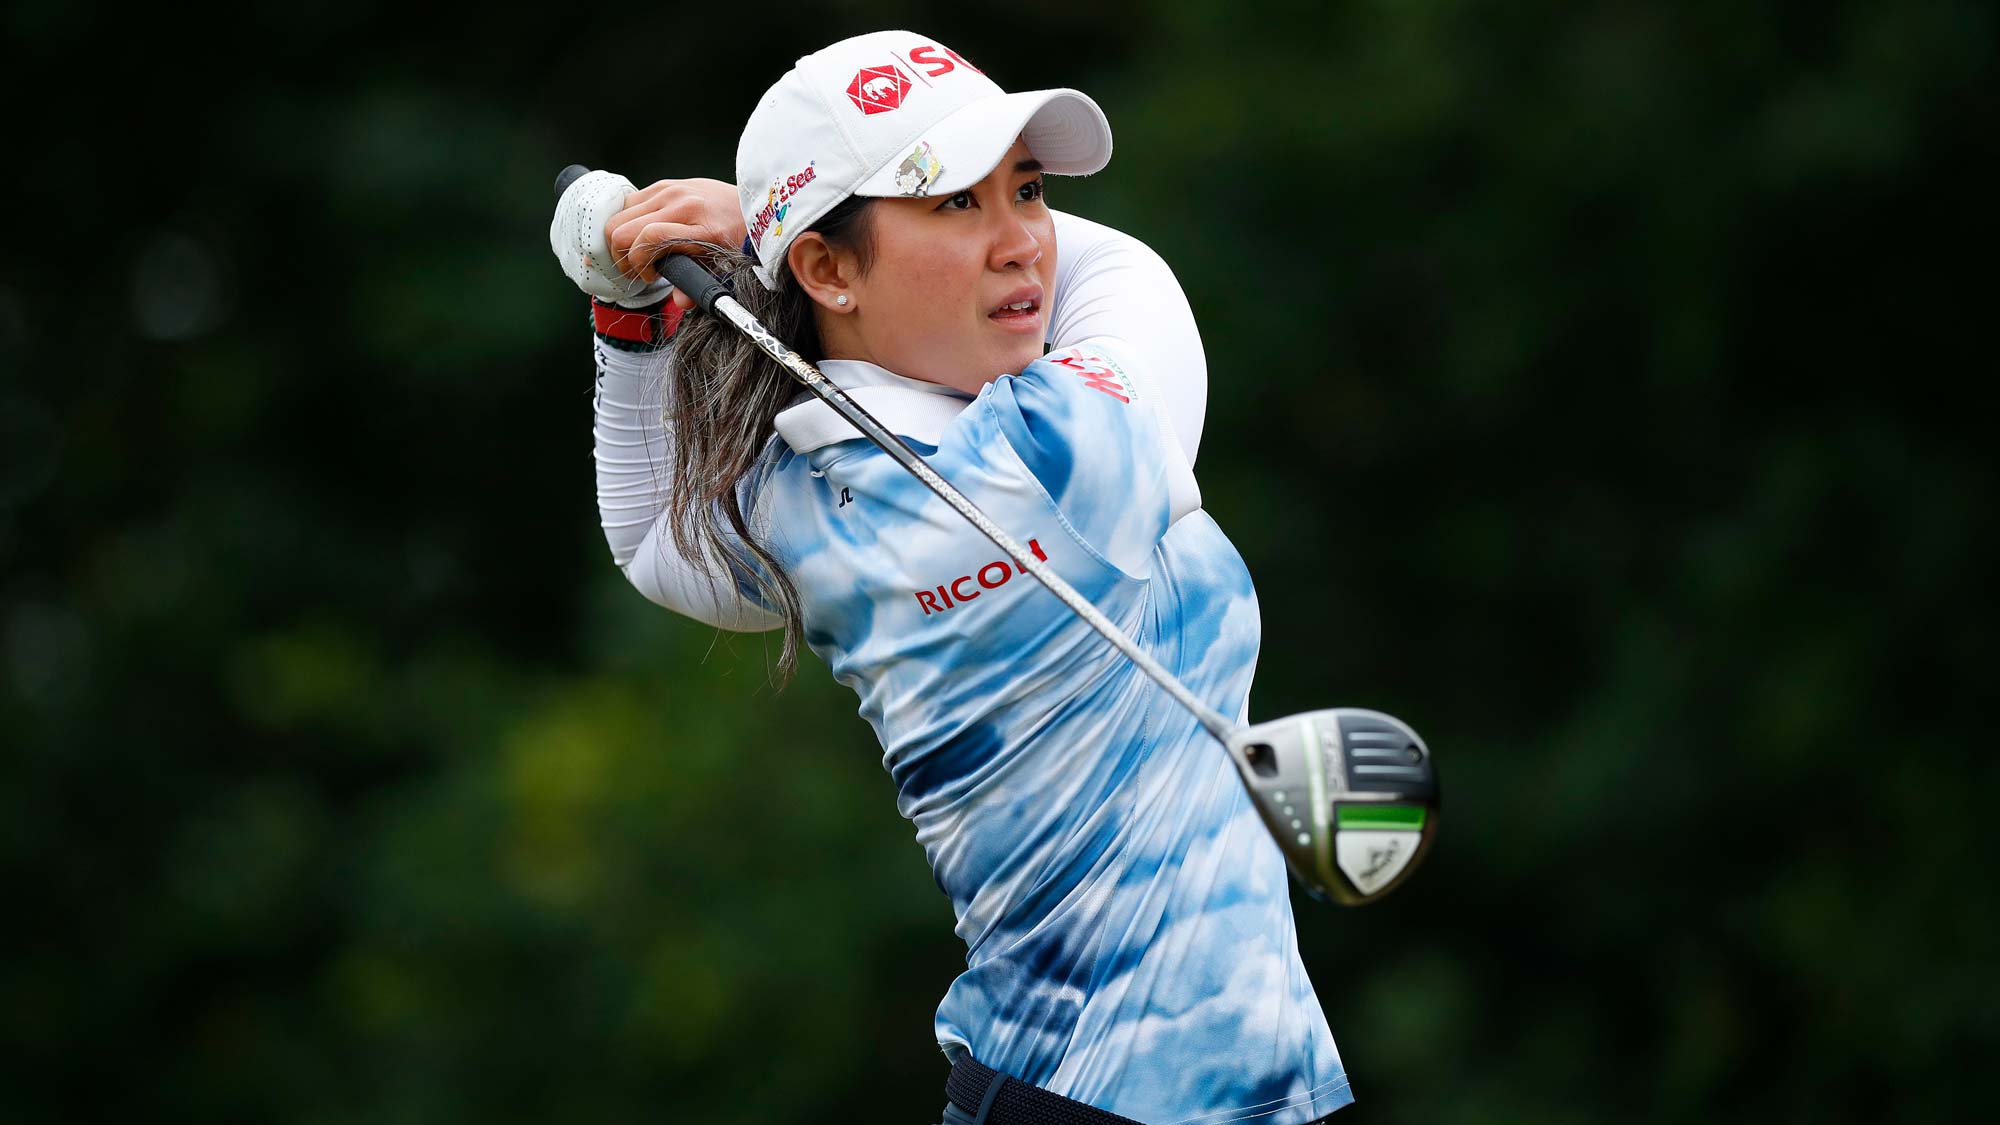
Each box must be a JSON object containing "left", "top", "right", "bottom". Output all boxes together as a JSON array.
[
  {"left": 945, "top": 1056, "right": 1346, "bottom": 1125},
  {"left": 945, "top": 1056, "right": 1143, "bottom": 1125}
]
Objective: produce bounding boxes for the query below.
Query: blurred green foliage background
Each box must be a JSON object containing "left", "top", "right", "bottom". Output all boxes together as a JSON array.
[{"left": 3, "top": 1, "right": 1994, "bottom": 1121}]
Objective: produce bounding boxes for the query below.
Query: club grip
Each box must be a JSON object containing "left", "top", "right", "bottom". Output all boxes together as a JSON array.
[
  {"left": 661, "top": 255, "right": 733, "bottom": 314},
  {"left": 553, "top": 163, "right": 590, "bottom": 198}
]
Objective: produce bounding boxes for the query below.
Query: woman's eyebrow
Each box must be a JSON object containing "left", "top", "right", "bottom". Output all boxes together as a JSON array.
[{"left": 1015, "top": 159, "right": 1046, "bottom": 174}]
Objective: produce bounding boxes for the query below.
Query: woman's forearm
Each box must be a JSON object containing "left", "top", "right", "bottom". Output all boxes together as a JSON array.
[{"left": 590, "top": 303, "right": 783, "bottom": 631}]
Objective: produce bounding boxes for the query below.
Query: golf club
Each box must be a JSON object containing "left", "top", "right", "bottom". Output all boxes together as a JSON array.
[{"left": 557, "top": 164, "right": 1439, "bottom": 904}]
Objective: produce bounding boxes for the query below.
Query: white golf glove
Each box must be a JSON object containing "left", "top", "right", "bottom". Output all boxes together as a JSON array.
[{"left": 550, "top": 169, "right": 673, "bottom": 308}]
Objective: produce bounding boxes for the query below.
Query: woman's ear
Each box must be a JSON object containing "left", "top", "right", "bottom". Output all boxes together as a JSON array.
[{"left": 787, "top": 233, "right": 857, "bottom": 313}]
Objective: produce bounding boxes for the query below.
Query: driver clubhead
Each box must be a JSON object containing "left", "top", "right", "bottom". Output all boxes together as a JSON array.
[{"left": 1225, "top": 708, "right": 1439, "bottom": 905}]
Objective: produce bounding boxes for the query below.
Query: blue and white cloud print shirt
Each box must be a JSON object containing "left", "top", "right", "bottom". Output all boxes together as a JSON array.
[
  {"left": 591, "top": 214, "right": 1349, "bottom": 1123},
  {"left": 749, "top": 344, "right": 1347, "bottom": 1124}
]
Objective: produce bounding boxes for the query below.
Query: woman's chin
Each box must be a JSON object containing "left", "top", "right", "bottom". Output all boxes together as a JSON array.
[
  {"left": 1000, "top": 340, "right": 1046, "bottom": 378},
  {"left": 922, "top": 340, "right": 1046, "bottom": 392}
]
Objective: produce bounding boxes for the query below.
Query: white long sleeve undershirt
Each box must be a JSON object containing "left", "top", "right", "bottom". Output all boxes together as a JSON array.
[{"left": 590, "top": 208, "right": 1209, "bottom": 631}]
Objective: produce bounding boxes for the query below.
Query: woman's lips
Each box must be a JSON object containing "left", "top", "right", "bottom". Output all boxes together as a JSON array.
[
  {"left": 988, "top": 307, "right": 1042, "bottom": 335},
  {"left": 988, "top": 289, "right": 1043, "bottom": 334}
]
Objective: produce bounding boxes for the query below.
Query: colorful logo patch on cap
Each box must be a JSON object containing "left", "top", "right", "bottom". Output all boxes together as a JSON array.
[
  {"left": 847, "top": 64, "right": 912, "bottom": 115},
  {"left": 749, "top": 160, "right": 817, "bottom": 248},
  {"left": 893, "top": 141, "right": 944, "bottom": 197}
]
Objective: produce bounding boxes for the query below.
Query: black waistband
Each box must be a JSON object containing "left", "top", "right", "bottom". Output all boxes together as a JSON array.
[
  {"left": 945, "top": 1056, "right": 1346, "bottom": 1125},
  {"left": 945, "top": 1056, "right": 1143, "bottom": 1125}
]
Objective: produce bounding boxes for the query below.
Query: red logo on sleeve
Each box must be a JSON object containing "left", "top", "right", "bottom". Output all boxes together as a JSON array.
[
  {"left": 1050, "top": 354, "right": 1131, "bottom": 403},
  {"left": 847, "top": 65, "right": 913, "bottom": 115}
]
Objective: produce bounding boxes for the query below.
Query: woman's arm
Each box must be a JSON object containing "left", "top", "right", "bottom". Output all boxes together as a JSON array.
[
  {"left": 572, "top": 177, "right": 779, "bottom": 629},
  {"left": 591, "top": 308, "right": 783, "bottom": 630},
  {"left": 1046, "top": 209, "right": 1210, "bottom": 464}
]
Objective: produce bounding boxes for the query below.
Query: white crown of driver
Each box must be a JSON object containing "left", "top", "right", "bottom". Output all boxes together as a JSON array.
[{"left": 737, "top": 30, "right": 1113, "bottom": 288}]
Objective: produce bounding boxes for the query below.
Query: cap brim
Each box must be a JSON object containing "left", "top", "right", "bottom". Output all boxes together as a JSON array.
[{"left": 853, "top": 88, "right": 1113, "bottom": 199}]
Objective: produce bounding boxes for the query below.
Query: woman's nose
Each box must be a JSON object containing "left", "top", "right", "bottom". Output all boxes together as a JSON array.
[{"left": 990, "top": 216, "right": 1043, "bottom": 271}]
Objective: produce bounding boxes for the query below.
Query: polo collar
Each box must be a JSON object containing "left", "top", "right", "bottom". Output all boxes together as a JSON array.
[{"left": 772, "top": 359, "right": 975, "bottom": 453}]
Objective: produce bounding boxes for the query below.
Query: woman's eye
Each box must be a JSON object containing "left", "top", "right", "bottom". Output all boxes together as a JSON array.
[
  {"left": 1018, "top": 178, "right": 1046, "bottom": 203},
  {"left": 937, "top": 192, "right": 974, "bottom": 211}
]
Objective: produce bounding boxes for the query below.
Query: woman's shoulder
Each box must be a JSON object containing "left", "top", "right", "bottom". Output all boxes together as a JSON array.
[
  {"left": 991, "top": 339, "right": 1203, "bottom": 532},
  {"left": 999, "top": 338, "right": 1148, "bottom": 416}
]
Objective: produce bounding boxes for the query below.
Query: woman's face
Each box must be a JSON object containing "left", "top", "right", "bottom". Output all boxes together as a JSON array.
[{"left": 808, "top": 139, "right": 1056, "bottom": 395}]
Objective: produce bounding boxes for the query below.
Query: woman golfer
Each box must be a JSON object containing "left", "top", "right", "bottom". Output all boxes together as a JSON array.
[{"left": 559, "top": 29, "right": 1351, "bottom": 1125}]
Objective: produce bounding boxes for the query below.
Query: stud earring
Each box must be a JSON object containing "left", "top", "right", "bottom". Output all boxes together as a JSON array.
[{"left": 835, "top": 294, "right": 849, "bottom": 306}]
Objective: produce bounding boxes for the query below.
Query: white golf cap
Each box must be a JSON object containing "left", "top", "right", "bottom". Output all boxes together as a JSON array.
[{"left": 736, "top": 30, "right": 1113, "bottom": 288}]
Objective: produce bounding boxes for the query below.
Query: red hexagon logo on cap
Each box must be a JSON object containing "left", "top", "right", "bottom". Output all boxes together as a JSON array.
[{"left": 847, "top": 64, "right": 913, "bottom": 115}]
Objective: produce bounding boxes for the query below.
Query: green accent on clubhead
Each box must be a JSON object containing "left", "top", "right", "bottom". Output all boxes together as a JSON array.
[{"left": 1337, "top": 805, "right": 1427, "bottom": 830}]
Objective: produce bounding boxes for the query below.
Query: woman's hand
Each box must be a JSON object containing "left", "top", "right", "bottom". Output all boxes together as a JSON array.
[{"left": 606, "top": 178, "right": 744, "bottom": 310}]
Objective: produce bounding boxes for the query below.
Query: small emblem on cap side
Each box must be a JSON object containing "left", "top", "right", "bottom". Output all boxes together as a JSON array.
[
  {"left": 749, "top": 161, "right": 817, "bottom": 248},
  {"left": 847, "top": 64, "right": 913, "bottom": 115},
  {"left": 894, "top": 142, "right": 944, "bottom": 196}
]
